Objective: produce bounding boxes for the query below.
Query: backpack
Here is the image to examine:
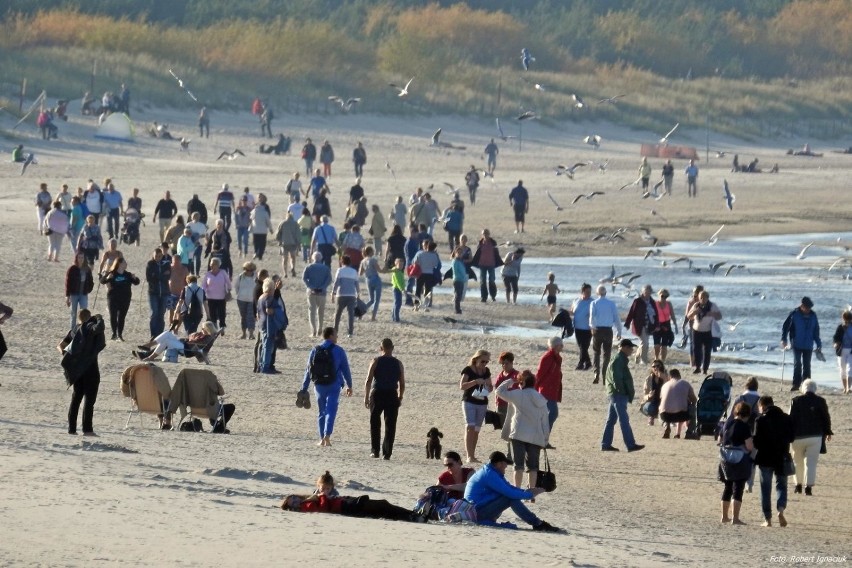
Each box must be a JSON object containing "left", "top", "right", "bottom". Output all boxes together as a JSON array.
[
  {"left": 551, "top": 308, "right": 574, "bottom": 338},
  {"left": 310, "top": 346, "right": 336, "bottom": 385},
  {"left": 185, "top": 287, "right": 203, "bottom": 320},
  {"left": 412, "top": 486, "right": 449, "bottom": 522}
]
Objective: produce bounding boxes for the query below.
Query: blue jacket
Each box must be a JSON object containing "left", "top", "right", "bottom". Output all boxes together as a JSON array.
[
  {"left": 404, "top": 236, "right": 421, "bottom": 265},
  {"left": 464, "top": 463, "right": 533, "bottom": 509},
  {"left": 781, "top": 308, "right": 821, "bottom": 350},
  {"left": 302, "top": 262, "right": 332, "bottom": 294},
  {"left": 301, "top": 340, "right": 352, "bottom": 391}
]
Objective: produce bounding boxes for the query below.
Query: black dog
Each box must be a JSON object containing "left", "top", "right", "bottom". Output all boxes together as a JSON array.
[{"left": 426, "top": 427, "right": 443, "bottom": 459}]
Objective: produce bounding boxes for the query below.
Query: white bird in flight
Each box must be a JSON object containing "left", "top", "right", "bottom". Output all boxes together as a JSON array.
[
  {"left": 520, "top": 48, "right": 535, "bottom": 71},
  {"left": 555, "top": 162, "right": 587, "bottom": 179},
  {"left": 571, "top": 191, "right": 604, "bottom": 205},
  {"left": 385, "top": 160, "right": 396, "bottom": 181},
  {"left": 517, "top": 110, "right": 537, "bottom": 121},
  {"left": 328, "top": 96, "right": 361, "bottom": 111},
  {"left": 546, "top": 191, "right": 564, "bottom": 211},
  {"left": 704, "top": 224, "right": 725, "bottom": 246},
  {"left": 659, "top": 122, "right": 679, "bottom": 144},
  {"left": 797, "top": 242, "right": 814, "bottom": 260},
  {"left": 571, "top": 94, "right": 585, "bottom": 109},
  {"left": 389, "top": 77, "right": 414, "bottom": 97},
  {"left": 723, "top": 179, "right": 735, "bottom": 210},
  {"left": 168, "top": 69, "right": 198, "bottom": 102},
  {"left": 598, "top": 94, "right": 626, "bottom": 105},
  {"left": 495, "top": 118, "right": 516, "bottom": 141},
  {"left": 216, "top": 149, "right": 245, "bottom": 161},
  {"left": 583, "top": 135, "right": 602, "bottom": 149}
]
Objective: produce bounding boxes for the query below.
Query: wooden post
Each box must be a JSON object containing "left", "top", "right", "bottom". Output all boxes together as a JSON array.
[{"left": 19, "top": 78, "right": 26, "bottom": 112}]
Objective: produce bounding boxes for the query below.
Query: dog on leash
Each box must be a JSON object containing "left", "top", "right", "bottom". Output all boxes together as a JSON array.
[{"left": 426, "top": 427, "right": 443, "bottom": 459}]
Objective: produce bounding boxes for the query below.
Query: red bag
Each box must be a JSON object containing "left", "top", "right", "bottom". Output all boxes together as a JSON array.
[{"left": 406, "top": 264, "right": 421, "bottom": 278}]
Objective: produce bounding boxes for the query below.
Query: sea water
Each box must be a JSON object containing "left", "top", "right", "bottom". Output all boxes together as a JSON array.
[{"left": 466, "top": 231, "right": 852, "bottom": 390}]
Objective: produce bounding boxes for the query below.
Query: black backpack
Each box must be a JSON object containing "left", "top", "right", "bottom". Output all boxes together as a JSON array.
[
  {"left": 310, "top": 346, "right": 335, "bottom": 385},
  {"left": 551, "top": 308, "right": 574, "bottom": 338},
  {"left": 186, "top": 287, "right": 203, "bottom": 320}
]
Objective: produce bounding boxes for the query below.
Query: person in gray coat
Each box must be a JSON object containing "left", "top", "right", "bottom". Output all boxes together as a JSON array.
[
  {"left": 496, "top": 370, "right": 550, "bottom": 489},
  {"left": 275, "top": 212, "right": 302, "bottom": 277}
]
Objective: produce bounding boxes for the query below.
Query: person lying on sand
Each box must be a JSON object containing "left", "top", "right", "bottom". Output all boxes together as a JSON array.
[{"left": 280, "top": 493, "right": 421, "bottom": 522}]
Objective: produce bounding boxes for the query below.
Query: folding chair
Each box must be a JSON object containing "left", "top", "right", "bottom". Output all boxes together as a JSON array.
[
  {"left": 121, "top": 364, "right": 171, "bottom": 429},
  {"left": 180, "top": 332, "right": 219, "bottom": 365},
  {"left": 171, "top": 368, "right": 227, "bottom": 432}
]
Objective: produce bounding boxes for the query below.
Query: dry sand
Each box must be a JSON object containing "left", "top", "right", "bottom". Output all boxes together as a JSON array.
[{"left": 0, "top": 107, "right": 850, "bottom": 566}]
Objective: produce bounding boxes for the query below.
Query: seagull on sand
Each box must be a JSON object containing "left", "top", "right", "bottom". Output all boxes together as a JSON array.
[
  {"left": 168, "top": 69, "right": 198, "bottom": 102},
  {"left": 659, "top": 123, "right": 679, "bottom": 145},
  {"left": 703, "top": 224, "right": 725, "bottom": 246},
  {"left": 216, "top": 149, "right": 246, "bottom": 161},
  {"left": 583, "top": 135, "right": 602, "bottom": 149},
  {"left": 389, "top": 77, "right": 414, "bottom": 97},
  {"left": 385, "top": 160, "right": 396, "bottom": 181},
  {"left": 496, "top": 118, "right": 517, "bottom": 141},
  {"left": 571, "top": 94, "right": 586, "bottom": 109},
  {"left": 797, "top": 242, "right": 814, "bottom": 260},
  {"left": 556, "top": 162, "right": 587, "bottom": 179},
  {"left": 520, "top": 48, "right": 535, "bottom": 71},
  {"left": 328, "top": 96, "right": 361, "bottom": 111},
  {"left": 517, "top": 110, "right": 537, "bottom": 121},
  {"left": 722, "top": 179, "right": 735, "bottom": 210},
  {"left": 598, "top": 94, "right": 626, "bottom": 105},
  {"left": 546, "top": 191, "right": 564, "bottom": 211},
  {"left": 571, "top": 191, "right": 604, "bottom": 205}
]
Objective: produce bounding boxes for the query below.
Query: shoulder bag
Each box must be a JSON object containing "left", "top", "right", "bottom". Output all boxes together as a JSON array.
[{"left": 535, "top": 449, "right": 556, "bottom": 492}]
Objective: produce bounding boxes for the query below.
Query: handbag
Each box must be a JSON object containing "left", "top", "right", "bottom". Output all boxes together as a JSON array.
[
  {"left": 783, "top": 453, "right": 796, "bottom": 477},
  {"left": 639, "top": 400, "right": 659, "bottom": 418},
  {"left": 536, "top": 450, "right": 556, "bottom": 492},
  {"left": 719, "top": 446, "right": 747, "bottom": 464},
  {"left": 275, "top": 330, "right": 288, "bottom": 350},
  {"left": 406, "top": 263, "right": 421, "bottom": 278}
]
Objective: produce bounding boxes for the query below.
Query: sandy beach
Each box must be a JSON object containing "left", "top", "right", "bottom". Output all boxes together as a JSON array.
[{"left": 0, "top": 107, "right": 849, "bottom": 566}]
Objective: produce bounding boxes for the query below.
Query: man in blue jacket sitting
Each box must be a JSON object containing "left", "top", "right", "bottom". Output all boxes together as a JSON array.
[{"left": 464, "top": 451, "right": 561, "bottom": 532}]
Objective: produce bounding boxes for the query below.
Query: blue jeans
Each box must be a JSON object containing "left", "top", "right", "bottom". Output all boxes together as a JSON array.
[
  {"left": 475, "top": 496, "right": 541, "bottom": 527},
  {"left": 759, "top": 466, "right": 788, "bottom": 520},
  {"left": 258, "top": 327, "right": 276, "bottom": 372},
  {"left": 392, "top": 288, "right": 402, "bottom": 322},
  {"left": 148, "top": 295, "right": 168, "bottom": 339},
  {"left": 366, "top": 275, "right": 382, "bottom": 316},
  {"left": 237, "top": 227, "right": 249, "bottom": 255},
  {"left": 192, "top": 246, "right": 202, "bottom": 275},
  {"left": 314, "top": 382, "right": 342, "bottom": 438},
  {"left": 69, "top": 294, "right": 88, "bottom": 330},
  {"left": 546, "top": 400, "right": 559, "bottom": 430},
  {"left": 792, "top": 348, "right": 812, "bottom": 389},
  {"left": 479, "top": 267, "right": 495, "bottom": 301},
  {"left": 601, "top": 394, "right": 637, "bottom": 449}
]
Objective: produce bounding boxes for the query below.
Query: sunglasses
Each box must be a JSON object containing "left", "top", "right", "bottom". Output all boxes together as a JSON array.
[{"left": 479, "top": 360, "right": 490, "bottom": 364}]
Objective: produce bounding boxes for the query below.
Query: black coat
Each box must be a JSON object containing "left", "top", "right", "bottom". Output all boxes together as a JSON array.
[
  {"left": 790, "top": 392, "right": 833, "bottom": 439},
  {"left": 753, "top": 405, "right": 794, "bottom": 472}
]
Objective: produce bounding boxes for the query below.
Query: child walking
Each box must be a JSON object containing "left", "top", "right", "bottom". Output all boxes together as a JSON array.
[
  {"left": 451, "top": 247, "right": 469, "bottom": 314},
  {"left": 390, "top": 258, "right": 405, "bottom": 322},
  {"left": 540, "top": 272, "right": 561, "bottom": 321}
]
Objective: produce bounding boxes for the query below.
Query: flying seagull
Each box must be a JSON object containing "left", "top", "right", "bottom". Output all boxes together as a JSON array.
[
  {"left": 583, "top": 135, "right": 602, "bottom": 149},
  {"left": 728, "top": 320, "right": 745, "bottom": 331},
  {"left": 724, "top": 264, "right": 746, "bottom": 276},
  {"left": 495, "top": 118, "right": 516, "bottom": 141},
  {"left": 797, "top": 242, "right": 814, "bottom": 260},
  {"left": 168, "top": 69, "right": 198, "bottom": 102},
  {"left": 385, "top": 160, "right": 396, "bottom": 181},
  {"left": 389, "top": 77, "right": 414, "bottom": 97},
  {"left": 704, "top": 224, "right": 725, "bottom": 246},
  {"left": 659, "top": 123, "right": 679, "bottom": 144},
  {"left": 722, "top": 179, "right": 735, "bottom": 210},
  {"left": 328, "top": 96, "right": 361, "bottom": 111},
  {"left": 179, "top": 137, "right": 191, "bottom": 152},
  {"left": 430, "top": 128, "right": 443, "bottom": 146},
  {"left": 520, "top": 48, "right": 535, "bottom": 71},
  {"left": 522, "top": 77, "right": 546, "bottom": 91},
  {"left": 597, "top": 159, "right": 610, "bottom": 173},
  {"left": 551, "top": 221, "right": 569, "bottom": 232},
  {"left": 555, "top": 162, "right": 587, "bottom": 179},
  {"left": 598, "top": 94, "right": 626, "bottom": 105},
  {"left": 517, "top": 110, "right": 537, "bottom": 121},
  {"left": 571, "top": 191, "right": 604, "bottom": 205},
  {"left": 216, "top": 149, "right": 245, "bottom": 161},
  {"left": 709, "top": 261, "right": 727, "bottom": 275},
  {"left": 618, "top": 177, "right": 643, "bottom": 191},
  {"left": 571, "top": 94, "right": 585, "bottom": 109},
  {"left": 546, "top": 191, "right": 564, "bottom": 211}
]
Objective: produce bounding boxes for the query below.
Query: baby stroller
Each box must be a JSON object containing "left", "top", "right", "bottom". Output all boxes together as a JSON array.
[
  {"left": 121, "top": 208, "right": 143, "bottom": 246},
  {"left": 695, "top": 371, "right": 733, "bottom": 439}
]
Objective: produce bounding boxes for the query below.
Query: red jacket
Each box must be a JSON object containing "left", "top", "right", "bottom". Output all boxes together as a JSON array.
[
  {"left": 535, "top": 349, "right": 563, "bottom": 402},
  {"left": 624, "top": 296, "right": 656, "bottom": 336},
  {"left": 300, "top": 494, "right": 343, "bottom": 514}
]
